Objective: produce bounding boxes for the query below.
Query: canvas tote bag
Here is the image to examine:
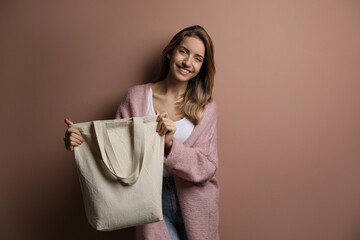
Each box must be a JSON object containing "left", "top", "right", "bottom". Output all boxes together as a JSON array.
[{"left": 70, "top": 116, "right": 164, "bottom": 231}]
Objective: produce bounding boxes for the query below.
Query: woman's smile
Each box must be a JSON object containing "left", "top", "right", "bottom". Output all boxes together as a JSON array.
[{"left": 178, "top": 65, "right": 191, "bottom": 75}]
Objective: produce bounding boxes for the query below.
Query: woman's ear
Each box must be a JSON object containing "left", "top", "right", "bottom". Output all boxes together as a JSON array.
[{"left": 167, "top": 53, "right": 171, "bottom": 59}]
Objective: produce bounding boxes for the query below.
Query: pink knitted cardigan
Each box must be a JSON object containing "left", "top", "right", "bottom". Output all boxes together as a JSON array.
[{"left": 115, "top": 83, "right": 219, "bottom": 240}]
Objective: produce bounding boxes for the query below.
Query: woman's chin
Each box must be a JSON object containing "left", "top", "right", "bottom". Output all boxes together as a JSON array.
[{"left": 174, "top": 73, "right": 194, "bottom": 82}]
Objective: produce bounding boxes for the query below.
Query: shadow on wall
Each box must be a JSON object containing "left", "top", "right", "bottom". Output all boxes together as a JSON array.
[{"left": 140, "top": 50, "right": 162, "bottom": 85}]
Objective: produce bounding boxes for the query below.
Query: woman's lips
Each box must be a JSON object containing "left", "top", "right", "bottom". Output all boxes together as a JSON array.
[{"left": 178, "top": 65, "right": 191, "bottom": 75}]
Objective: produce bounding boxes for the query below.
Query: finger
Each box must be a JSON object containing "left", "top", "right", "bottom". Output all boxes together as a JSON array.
[
  {"left": 70, "top": 141, "right": 80, "bottom": 147},
  {"left": 157, "top": 112, "right": 168, "bottom": 121},
  {"left": 163, "top": 120, "right": 176, "bottom": 135},
  {"left": 68, "top": 127, "right": 83, "bottom": 136},
  {"left": 161, "top": 117, "right": 173, "bottom": 127},
  {"left": 70, "top": 132, "right": 85, "bottom": 142},
  {"left": 65, "top": 130, "right": 83, "bottom": 142},
  {"left": 167, "top": 124, "right": 176, "bottom": 134},
  {"left": 70, "top": 136, "right": 82, "bottom": 145},
  {"left": 156, "top": 117, "right": 166, "bottom": 131},
  {"left": 64, "top": 118, "right": 74, "bottom": 125},
  {"left": 155, "top": 109, "right": 159, "bottom": 115},
  {"left": 156, "top": 120, "right": 163, "bottom": 132},
  {"left": 69, "top": 136, "right": 82, "bottom": 145},
  {"left": 159, "top": 122, "right": 168, "bottom": 136},
  {"left": 162, "top": 112, "right": 168, "bottom": 118}
]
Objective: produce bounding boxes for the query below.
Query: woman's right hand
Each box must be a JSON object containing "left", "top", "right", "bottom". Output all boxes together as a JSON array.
[{"left": 64, "top": 118, "right": 84, "bottom": 152}]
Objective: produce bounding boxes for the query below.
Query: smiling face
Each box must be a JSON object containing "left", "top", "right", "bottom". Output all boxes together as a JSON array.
[{"left": 167, "top": 36, "right": 206, "bottom": 83}]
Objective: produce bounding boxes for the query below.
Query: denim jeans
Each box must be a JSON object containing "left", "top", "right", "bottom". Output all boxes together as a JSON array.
[{"left": 162, "top": 177, "right": 188, "bottom": 240}]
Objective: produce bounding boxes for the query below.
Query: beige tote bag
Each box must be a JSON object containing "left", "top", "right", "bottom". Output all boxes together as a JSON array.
[{"left": 70, "top": 116, "right": 164, "bottom": 231}]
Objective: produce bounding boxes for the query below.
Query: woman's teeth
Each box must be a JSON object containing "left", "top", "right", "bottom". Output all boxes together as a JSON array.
[{"left": 180, "top": 67, "right": 189, "bottom": 73}]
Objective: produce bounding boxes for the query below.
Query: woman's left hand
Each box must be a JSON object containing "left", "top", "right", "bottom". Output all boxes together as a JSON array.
[{"left": 155, "top": 110, "right": 176, "bottom": 153}]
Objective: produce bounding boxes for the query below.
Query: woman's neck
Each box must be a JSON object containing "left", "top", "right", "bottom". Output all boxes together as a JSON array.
[{"left": 159, "top": 76, "right": 188, "bottom": 98}]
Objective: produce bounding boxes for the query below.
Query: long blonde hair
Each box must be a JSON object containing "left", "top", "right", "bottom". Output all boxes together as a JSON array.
[{"left": 153, "top": 25, "right": 216, "bottom": 125}]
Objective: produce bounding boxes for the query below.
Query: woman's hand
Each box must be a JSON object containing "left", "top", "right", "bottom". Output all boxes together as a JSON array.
[
  {"left": 155, "top": 110, "right": 176, "bottom": 154},
  {"left": 64, "top": 118, "right": 85, "bottom": 152}
]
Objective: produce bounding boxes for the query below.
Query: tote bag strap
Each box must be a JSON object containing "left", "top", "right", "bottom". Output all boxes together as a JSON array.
[{"left": 93, "top": 118, "right": 145, "bottom": 185}]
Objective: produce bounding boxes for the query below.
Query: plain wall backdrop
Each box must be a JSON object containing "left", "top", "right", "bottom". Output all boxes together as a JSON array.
[{"left": 1, "top": 0, "right": 360, "bottom": 239}]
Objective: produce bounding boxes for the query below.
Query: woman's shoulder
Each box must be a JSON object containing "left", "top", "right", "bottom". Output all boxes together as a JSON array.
[
  {"left": 116, "top": 83, "right": 152, "bottom": 118},
  {"left": 122, "top": 83, "right": 152, "bottom": 102},
  {"left": 205, "top": 99, "right": 218, "bottom": 115},
  {"left": 125, "top": 83, "right": 152, "bottom": 96},
  {"left": 196, "top": 99, "right": 218, "bottom": 128}
]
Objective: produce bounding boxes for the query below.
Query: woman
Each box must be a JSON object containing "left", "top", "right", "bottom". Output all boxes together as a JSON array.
[{"left": 64, "top": 25, "right": 219, "bottom": 240}]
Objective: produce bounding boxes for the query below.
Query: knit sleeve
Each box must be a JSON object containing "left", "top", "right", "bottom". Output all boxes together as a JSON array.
[
  {"left": 115, "top": 84, "right": 149, "bottom": 119},
  {"left": 164, "top": 104, "right": 218, "bottom": 183},
  {"left": 115, "top": 90, "right": 130, "bottom": 119}
]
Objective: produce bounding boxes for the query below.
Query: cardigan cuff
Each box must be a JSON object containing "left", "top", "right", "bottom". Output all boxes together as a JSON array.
[{"left": 163, "top": 137, "right": 181, "bottom": 167}]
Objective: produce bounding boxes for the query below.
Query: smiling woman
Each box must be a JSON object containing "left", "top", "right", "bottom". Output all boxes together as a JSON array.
[
  {"left": 153, "top": 26, "right": 216, "bottom": 125},
  {"left": 64, "top": 25, "right": 219, "bottom": 240}
]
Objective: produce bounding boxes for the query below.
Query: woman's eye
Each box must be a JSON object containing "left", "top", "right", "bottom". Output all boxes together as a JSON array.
[
  {"left": 179, "top": 49, "right": 186, "bottom": 53},
  {"left": 196, "top": 58, "right": 203, "bottom": 62}
]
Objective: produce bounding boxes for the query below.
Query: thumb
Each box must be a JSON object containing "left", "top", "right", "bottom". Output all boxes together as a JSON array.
[{"left": 64, "top": 118, "right": 74, "bottom": 126}]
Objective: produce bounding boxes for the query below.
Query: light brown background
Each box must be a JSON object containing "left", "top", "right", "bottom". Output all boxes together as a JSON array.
[{"left": 1, "top": 0, "right": 359, "bottom": 239}]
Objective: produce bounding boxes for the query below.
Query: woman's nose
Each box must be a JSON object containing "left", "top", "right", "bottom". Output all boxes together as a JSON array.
[{"left": 182, "top": 57, "right": 191, "bottom": 67}]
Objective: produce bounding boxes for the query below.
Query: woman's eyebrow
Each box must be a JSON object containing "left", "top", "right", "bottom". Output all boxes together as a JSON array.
[{"left": 179, "top": 46, "right": 204, "bottom": 58}]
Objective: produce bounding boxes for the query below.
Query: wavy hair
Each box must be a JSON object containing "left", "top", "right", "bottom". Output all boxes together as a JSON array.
[{"left": 153, "top": 25, "right": 216, "bottom": 125}]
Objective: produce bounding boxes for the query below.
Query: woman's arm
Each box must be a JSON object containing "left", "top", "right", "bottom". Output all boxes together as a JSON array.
[
  {"left": 115, "top": 84, "right": 147, "bottom": 119},
  {"left": 115, "top": 90, "right": 132, "bottom": 119},
  {"left": 164, "top": 105, "right": 218, "bottom": 184}
]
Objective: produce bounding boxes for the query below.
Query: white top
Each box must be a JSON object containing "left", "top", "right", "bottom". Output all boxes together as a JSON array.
[{"left": 147, "top": 88, "right": 195, "bottom": 176}]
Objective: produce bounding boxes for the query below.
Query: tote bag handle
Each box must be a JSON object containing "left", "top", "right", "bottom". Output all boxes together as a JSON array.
[{"left": 93, "top": 118, "right": 145, "bottom": 185}]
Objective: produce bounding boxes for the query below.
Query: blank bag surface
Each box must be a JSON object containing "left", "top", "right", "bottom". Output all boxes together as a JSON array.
[{"left": 70, "top": 116, "right": 164, "bottom": 231}]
